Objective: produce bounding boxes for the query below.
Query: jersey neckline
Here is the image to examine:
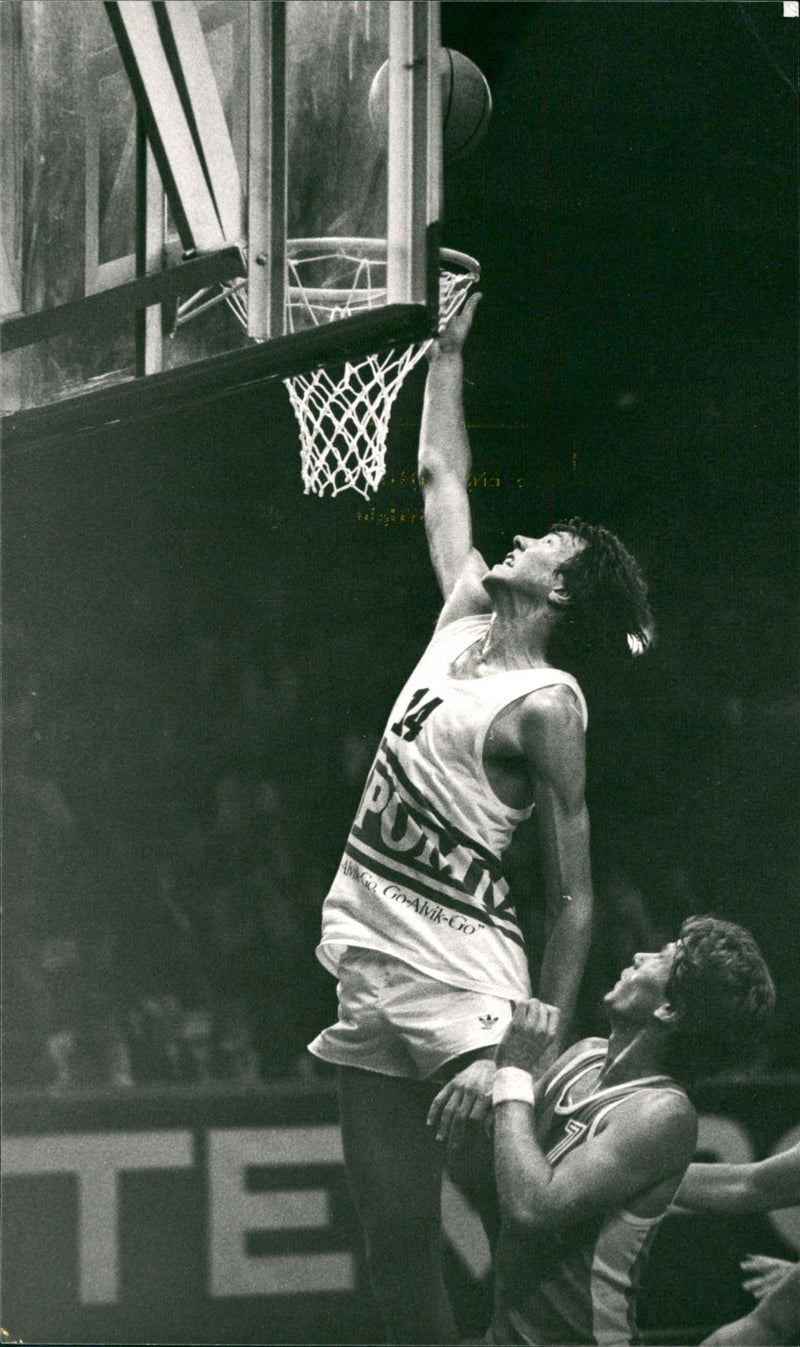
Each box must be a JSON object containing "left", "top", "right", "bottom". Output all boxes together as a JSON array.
[{"left": 551, "top": 1047, "right": 683, "bottom": 1116}]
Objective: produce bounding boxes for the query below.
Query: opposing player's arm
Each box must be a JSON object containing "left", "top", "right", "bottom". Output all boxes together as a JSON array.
[
  {"left": 520, "top": 686, "right": 594, "bottom": 1050},
  {"left": 673, "top": 1143, "right": 800, "bottom": 1215},
  {"left": 495, "top": 1086, "right": 697, "bottom": 1232},
  {"left": 701, "top": 1264, "right": 800, "bottom": 1346},
  {"left": 419, "top": 293, "right": 492, "bottom": 628}
]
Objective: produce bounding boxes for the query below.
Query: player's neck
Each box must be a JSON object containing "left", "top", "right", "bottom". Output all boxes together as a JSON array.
[
  {"left": 599, "top": 1024, "right": 670, "bottom": 1087},
  {"left": 479, "top": 606, "right": 554, "bottom": 671}
]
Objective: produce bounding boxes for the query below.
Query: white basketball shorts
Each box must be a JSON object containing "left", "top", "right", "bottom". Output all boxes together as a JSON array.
[{"left": 307, "top": 946, "right": 515, "bottom": 1080}]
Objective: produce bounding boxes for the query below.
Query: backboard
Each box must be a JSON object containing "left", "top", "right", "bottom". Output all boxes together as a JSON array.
[{"left": 0, "top": 0, "right": 443, "bottom": 447}]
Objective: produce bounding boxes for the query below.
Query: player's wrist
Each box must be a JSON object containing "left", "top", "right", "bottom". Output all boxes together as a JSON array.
[
  {"left": 492, "top": 1065, "right": 535, "bottom": 1107},
  {"left": 427, "top": 349, "right": 464, "bottom": 379},
  {"left": 495, "top": 1037, "right": 535, "bottom": 1072}
]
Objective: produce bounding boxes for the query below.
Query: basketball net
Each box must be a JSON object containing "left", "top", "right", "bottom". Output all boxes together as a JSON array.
[
  {"left": 177, "top": 238, "right": 480, "bottom": 498},
  {"left": 282, "top": 239, "right": 480, "bottom": 498}
]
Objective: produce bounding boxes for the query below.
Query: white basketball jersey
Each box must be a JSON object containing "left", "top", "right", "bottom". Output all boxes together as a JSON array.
[{"left": 316, "top": 615, "right": 588, "bottom": 1001}]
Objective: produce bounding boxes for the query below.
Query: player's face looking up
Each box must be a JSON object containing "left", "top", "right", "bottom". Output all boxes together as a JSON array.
[
  {"left": 485, "top": 530, "right": 586, "bottom": 603},
  {"left": 603, "top": 941, "right": 681, "bottom": 1022}
]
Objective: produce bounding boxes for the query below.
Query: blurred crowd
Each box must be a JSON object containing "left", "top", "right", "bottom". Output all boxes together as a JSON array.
[
  {"left": 2, "top": 766, "right": 339, "bottom": 1092},
  {"left": 3, "top": 602, "right": 797, "bottom": 1094},
  {"left": 2, "top": 613, "right": 373, "bottom": 1093},
  {"left": 1, "top": 810, "right": 673, "bottom": 1094}
]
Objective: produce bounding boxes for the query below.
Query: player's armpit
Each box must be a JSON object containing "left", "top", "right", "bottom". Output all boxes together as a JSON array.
[
  {"left": 432, "top": 547, "right": 492, "bottom": 629},
  {"left": 521, "top": 684, "right": 587, "bottom": 808}
]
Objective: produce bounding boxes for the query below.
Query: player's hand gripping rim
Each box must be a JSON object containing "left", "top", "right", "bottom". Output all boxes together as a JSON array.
[{"left": 429, "top": 290, "right": 482, "bottom": 363}]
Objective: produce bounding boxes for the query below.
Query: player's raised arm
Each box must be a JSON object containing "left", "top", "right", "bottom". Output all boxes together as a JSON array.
[
  {"left": 419, "top": 292, "right": 491, "bottom": 625},
  {"left": 520, "top": 686, "right": 594, "bottom": 1051}
]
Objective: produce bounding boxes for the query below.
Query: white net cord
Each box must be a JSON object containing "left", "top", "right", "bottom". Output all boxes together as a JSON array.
[
  {"left": 285, "top": 345, "right": 424, "bottom": 497},
  {"left": 282, "top": 246, "right": 479, "bottom": 499}
]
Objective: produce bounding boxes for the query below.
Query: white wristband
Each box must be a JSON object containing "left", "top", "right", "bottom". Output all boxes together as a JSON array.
[{"left": 492, "top": 1066, "right": 535, "bottom": 1107}]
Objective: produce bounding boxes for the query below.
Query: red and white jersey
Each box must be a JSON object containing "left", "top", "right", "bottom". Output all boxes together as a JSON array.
[
  {"left": 316, "top": 614, "right": 588, "bottom": 1001},
  {"left": 491, "top": 1042, "right": 688, "bottom": 1346}
]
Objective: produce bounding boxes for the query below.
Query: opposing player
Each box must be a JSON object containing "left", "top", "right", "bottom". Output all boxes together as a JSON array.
[
  {"left": 673, "top": 1139, "right": 800, "bottom": 1346},
  {"left": 483, "top": 916, "right": 776, "bottom": 1346},
  {"left": 308, "top": 294, "right": 654, "bottom": 1343}
]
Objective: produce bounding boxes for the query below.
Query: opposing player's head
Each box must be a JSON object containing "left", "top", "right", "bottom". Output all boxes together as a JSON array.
[{"left": 605, "top": 915, "right": 776, "bottom": 1082}]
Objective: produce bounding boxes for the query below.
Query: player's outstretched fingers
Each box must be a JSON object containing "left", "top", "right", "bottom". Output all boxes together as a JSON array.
[
  {"left": 740, "top": 1254, "right": 796, "bottom": 1301},
  {"left": 426, "top": 1080, "right": 450, "bottom": 1132},
  {"left": 434, "top": 1086, "right": 465, "bottom": 1145}
]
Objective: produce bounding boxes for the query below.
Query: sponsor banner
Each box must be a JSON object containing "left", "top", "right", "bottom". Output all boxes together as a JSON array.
[
  {"left": 2, "top": 1082, "right": 375, "bottom": 1346},
  {"left": 2, "top": 1076, "right": 798, "bottom": 1344}
]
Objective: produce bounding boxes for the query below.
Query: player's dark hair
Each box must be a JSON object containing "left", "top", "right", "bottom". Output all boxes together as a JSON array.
[
  {"left": 548, "top": 518, "right": 654, "bottom": 668},
  {"left": 663, "top": 916, "right": 776, "bottom": 1082}
]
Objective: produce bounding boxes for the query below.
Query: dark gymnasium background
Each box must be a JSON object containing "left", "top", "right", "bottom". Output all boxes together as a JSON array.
[{"left": 2, "top": 4, "right": 798, "bottom": 1345}]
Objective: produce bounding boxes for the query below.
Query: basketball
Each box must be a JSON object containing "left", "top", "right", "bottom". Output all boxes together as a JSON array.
[{"left": 368, "top": 48, "right": 492, "bottom": 163}]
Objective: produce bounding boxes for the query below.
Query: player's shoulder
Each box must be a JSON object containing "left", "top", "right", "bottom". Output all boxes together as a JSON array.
[
  {"left": 551, "top": 1036, "right": 607, "bottom": 1075},
  {"left": 517, "top": 680, "right": 586, "bottom": 767},
  {"left": 568, "top": 1035, "right": 608, "bottom": 1057},
  {"left": 519, "top": 678, "right": 585, "bottom": 730},
  {"left": 537, "top": 1037, "right": 606, "bottom": 1101},
  {"left": 614, "top": 1082, "right": 697, "bottom": 1151}
]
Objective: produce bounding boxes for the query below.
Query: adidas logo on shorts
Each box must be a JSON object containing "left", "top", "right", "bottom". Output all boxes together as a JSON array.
[{"left": 479, "top": 1013, "right": 499, "bottom": 1029}]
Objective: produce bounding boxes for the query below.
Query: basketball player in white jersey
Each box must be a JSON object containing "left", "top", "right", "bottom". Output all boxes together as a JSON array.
[
  {"left": 482, "top": 915, "right": 775, "bottom": 1346},
  {"left": 308, "top": 295, "right": 654, "bottom": 1342}
]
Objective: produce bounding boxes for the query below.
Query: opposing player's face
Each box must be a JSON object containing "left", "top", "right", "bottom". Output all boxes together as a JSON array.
[
  {"left": 487, "top": 530, "right": 584, "bottom": 598},
  {"left": 604, "top": 942, "right": 679, "bottom": 1021}
]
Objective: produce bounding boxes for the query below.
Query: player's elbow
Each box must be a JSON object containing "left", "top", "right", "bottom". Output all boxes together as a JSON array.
[
  {"left": 417, "top": 431, "right": 443, "bottom": 478},
  {"left": 501, "top": 1190, "right": 564, "bottom": 1233},
  {"left": 499, "top": 1187, "right": 539, "bottom": 1231},
  {"left": 418, "top": 456, "right": 467, "bottom": 508},
  {"left": 497, "top": 1166, "right": 567, "bottom": 1232},
  {"left": 548, "top": 885, "right": 593, "bottom": 939}
]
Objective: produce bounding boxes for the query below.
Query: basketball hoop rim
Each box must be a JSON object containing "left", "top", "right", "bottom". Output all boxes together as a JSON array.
[{"left": 286, "top": 237, "right": 480, "bottom": 305}]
